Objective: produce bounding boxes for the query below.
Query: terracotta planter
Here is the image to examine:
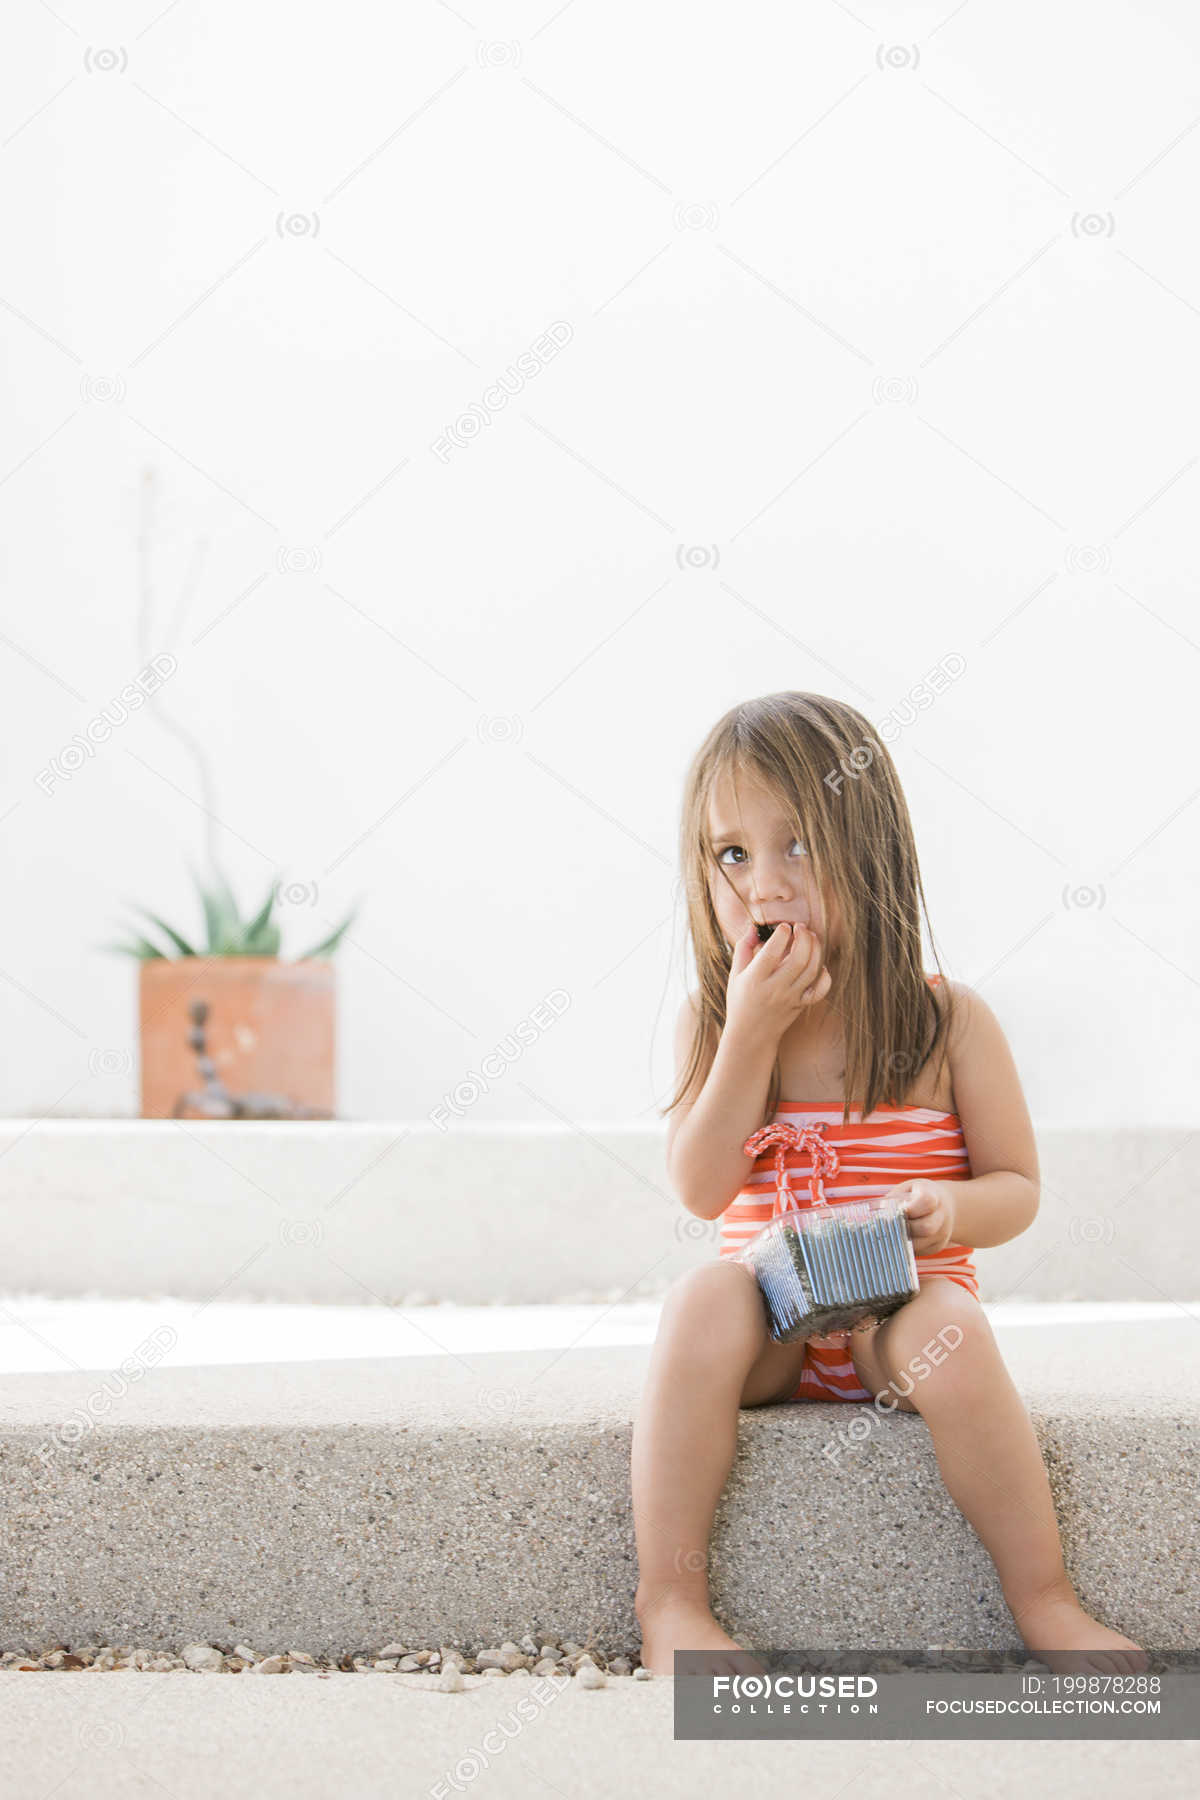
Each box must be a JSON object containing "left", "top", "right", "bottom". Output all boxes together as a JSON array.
[{"left": 139, "top": 957, "right": 336, "bottom": 1119}]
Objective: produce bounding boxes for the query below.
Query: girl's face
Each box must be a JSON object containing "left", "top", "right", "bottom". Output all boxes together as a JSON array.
[{"left": 705, "top": 768, "right": 841, "bottom": 959}]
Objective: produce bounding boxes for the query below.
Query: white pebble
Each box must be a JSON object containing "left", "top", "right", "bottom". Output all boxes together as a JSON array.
[{"left": 476, "top": 1647, "right": 528, "bottom": 1672}]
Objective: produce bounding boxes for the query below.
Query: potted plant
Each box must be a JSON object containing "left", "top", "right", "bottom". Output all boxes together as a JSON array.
[{"left": 108, "top": 865, "right": 358, "bottom": 1119}]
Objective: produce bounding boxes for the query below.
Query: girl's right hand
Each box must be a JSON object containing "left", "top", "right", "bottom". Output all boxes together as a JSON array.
[{"left": 725, "top": 921, "right": 833, "bottom": 1042}]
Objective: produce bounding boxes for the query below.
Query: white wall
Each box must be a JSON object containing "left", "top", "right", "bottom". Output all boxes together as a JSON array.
[{"left": 3, "top": 1, "right": 1197, "bottom": 1125}]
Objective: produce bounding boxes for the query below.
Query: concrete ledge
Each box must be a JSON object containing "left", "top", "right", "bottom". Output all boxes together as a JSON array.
[
  {"left": 1, "top": 1322, "right": 1197, "bottom": 1657},
  {"left": 0, "top": 1119, "right": 1196, "bottom": 1306},
  {"left": 2, "top": 1679, "right": 1192, "bottom": 1800}
]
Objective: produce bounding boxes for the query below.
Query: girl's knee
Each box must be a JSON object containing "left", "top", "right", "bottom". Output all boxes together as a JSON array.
[
  {"left": 876, "top": 1283, "right": 992, "bottom": 1395},
  {"left": 664, "top": 1258, "right": 757, "bottom": 1303},
  {"left": 910, "top": 1279, "right": 987, "bottom": 1342},
  {"left": 658, "top": 1259, "right": 765, "bottom": 1342}
]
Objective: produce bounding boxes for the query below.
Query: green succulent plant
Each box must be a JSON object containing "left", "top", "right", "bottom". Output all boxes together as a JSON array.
[{"left": 105, "top": 865, "right": 358, "bottom": 962}]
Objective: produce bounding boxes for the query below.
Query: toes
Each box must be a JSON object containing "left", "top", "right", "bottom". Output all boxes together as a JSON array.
[{"left": 1078, "top": 1647, "right": 1148, "bottom": 1676}]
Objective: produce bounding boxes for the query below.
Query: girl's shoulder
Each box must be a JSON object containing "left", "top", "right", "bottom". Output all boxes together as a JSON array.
[
  {"left": 926, "top": 974, "right": 988, "bottom": 1058},
  {"left": 925, "top": 968, "right": 964, "bottom": 1011}
]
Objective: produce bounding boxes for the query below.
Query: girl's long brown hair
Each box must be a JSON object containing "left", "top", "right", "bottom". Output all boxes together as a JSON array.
[{"left": 662, "top": 691, "right": 952, "bottom": 1130}]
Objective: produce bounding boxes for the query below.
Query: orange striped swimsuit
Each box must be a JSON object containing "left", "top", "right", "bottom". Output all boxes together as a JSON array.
[{"left": 717, "top": 1088, "right": 977, "bottom": 1405}]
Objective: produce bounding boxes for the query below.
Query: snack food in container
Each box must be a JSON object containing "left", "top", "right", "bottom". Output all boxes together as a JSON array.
[{"left": 733, "top": 1121, "right": 919, "bottom": 1343}]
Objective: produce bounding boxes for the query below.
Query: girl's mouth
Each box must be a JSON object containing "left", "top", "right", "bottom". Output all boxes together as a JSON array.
[{"left": 755, "top": 922, "right": 776, "bottom": 943}]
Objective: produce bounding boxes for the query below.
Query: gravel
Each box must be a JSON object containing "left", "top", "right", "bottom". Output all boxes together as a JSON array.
[{"left": 0, "top": 1631, "right": 643, "bottom": 1681}]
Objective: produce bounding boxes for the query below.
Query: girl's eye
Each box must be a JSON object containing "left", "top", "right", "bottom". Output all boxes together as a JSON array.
[{"left": 716, "top": 838, "right": 806, "bottom": 866}]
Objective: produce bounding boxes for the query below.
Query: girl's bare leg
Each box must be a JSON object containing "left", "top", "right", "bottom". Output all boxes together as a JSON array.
[
  {"left": 632, "top": 1260, "right": 805, "bottom": 1676},
  {"left": 850, "top": 1281, "right": 1148, "bottom": 1674}
]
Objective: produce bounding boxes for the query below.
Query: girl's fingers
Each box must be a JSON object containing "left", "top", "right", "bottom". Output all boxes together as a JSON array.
[
  {"left": 790, "top": 929, "right": 827, "bottom": 995},
  {"left": 730, "top": 922, "right": 760, "bottom": 974},
  {"left": 786, "top": 924, "right": 821, "bottom": 972},
  {"left": 746, "top": 921, "right": 830, "bottom": 1002},
  {"left": 756, "top": 922, "right": 799, "bottom": 968}
]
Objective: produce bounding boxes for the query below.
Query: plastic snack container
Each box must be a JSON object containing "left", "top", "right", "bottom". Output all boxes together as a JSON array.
[{"left": 733, "top": 1122, "right": 919, "bottom": 1344}]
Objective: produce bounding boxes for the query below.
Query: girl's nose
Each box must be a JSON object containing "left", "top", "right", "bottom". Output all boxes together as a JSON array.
[{"left": 753, "top": 863, "right": 795, "bottom": 904}]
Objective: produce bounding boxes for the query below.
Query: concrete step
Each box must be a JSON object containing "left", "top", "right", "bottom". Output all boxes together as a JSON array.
[
  {"left": 3, "top": 1675, "right": 1194, "bottom": 1800},
  {"left": 1, "top": 1676, "right": 1195, "bottom": 1800},
  {"left": 2, "top": 1318, "right": 1197, "bottom": 1659},
  {"left": 0, "top": 1120, "right": 1195, "bottom": 1305}
]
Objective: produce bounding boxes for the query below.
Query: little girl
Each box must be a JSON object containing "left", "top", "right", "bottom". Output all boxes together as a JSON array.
[{"left": 631, "top": 691, "right": 1146, "bottom": 1678}]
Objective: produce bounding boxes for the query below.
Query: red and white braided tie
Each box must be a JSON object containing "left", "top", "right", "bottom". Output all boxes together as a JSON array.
[{"left": 742, "top": 1121, "right": 840, "bottom": 1217}]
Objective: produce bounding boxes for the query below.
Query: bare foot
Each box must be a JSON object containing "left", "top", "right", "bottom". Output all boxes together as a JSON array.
[
  {"left": 1011, "top": 1582, "right": 1148, "bottom": 1675},
  {"left": 634, "top": 1583, "right": 762, "bottom": 1679}
]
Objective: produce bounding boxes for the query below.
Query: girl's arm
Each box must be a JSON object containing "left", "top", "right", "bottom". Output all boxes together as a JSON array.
[
  {"left": 666, "top": 921, "right": 832, "bottom": 1220},
  {"left": 901, "top": 982, "right": 1040, "bottom": 1252},
  {"left": 665, "top": 993, "right": 780, "bottom": 1221}
]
